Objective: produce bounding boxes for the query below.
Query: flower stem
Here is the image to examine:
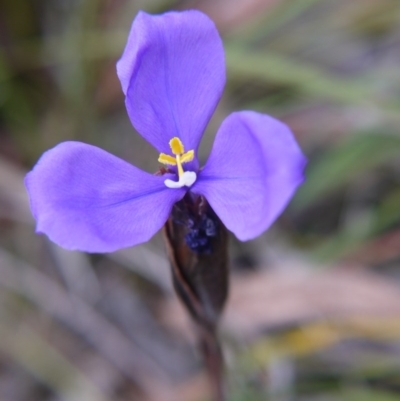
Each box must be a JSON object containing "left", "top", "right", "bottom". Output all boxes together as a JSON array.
[
  {"left": 198, "top": 324, "right": 225, "bottom": 401},
  {"left": 163, "top": 194, "right": 229, "bottom": 401}
]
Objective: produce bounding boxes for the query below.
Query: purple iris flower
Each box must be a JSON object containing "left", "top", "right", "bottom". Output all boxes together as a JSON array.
[{"left": 25, "top": 10, "right": 306, "bottom": 253}]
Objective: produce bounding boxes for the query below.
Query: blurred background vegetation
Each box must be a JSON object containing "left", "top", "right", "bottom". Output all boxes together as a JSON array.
[{"left": 1, "top": 0, "right": 400, "bottom": 400}]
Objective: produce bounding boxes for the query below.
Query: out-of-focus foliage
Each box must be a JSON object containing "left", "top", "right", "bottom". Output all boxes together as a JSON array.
[{"left": 1, "top": 0, "right": 400, "bottom": 400}]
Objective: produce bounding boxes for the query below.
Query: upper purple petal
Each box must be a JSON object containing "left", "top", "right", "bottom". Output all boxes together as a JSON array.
[
  {"left": 116, "top": 10, "right": 225, "bottom": 155},
  {"left": 192, "top": 111, "right": 306, "bottom": 241},
  {"left": 25, "top": 142, "right": 185, "bottom": 253}
]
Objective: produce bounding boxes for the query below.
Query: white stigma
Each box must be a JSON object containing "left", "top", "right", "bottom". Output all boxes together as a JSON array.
[{"left": 164, "top": 171, "right": 197, "bottom": 189}]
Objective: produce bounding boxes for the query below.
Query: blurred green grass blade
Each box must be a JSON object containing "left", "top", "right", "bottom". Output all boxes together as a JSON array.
[
  {"left": 0, "top": 51, "right": 11, "bottom": 84},
  {"left": 311, "top": 223, "right": 371, "bottom": 262},
  {"left": 230, "top": 0, "right": 324, "bottom": 44},
  {"left": 313, "top": 186, "right": 400, "bottom": 262},
  {"left": 341, "top": 386, "right": 400, "bottom": 401},
  {"left": 293, "top": 133, "right": 400, "bottom": 211},
  {"left": 225, "top": 44, "right": 374, "bottom": 105},
  {"left": 373, "top": 188, "right": 400, "bottom": 233},
  {"left": 255, "top": 0, "right": 324, "bottom": 39}
]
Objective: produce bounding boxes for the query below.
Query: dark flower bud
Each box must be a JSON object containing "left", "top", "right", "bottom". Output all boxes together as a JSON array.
[{"left": 163, "top": 193, "right": 229, "bottom": 327}]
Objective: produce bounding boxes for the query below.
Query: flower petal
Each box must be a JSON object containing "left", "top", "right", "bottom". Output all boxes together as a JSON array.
[
  {"left": 192, "top": 111, "right": 306, "bottom": 240},
  {"left": 25, "top": 142, "right": 185, "bottom": 252},
  {"left": 116, "top": 10, "right": 225, "bottom": 154}
]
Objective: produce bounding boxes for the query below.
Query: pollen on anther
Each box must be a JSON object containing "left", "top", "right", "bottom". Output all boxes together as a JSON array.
[
  {"left": 169, "top": 137, "right": 184, "bottom": 155},
  {"left": 158, "top": 153, "right": 177, "bottom": 165},
  {"left": 180, "top": 150, "right": 194, "bottom": 163}
]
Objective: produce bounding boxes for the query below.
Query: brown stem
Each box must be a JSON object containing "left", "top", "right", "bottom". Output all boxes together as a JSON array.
[{"left": 198, "top": 324, "right": 225, "bottom": 401}]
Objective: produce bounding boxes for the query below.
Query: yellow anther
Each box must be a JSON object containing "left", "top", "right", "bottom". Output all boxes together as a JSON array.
[
  {"left": 158, "top": 137, "right": 195, "bottom": 180},
  {"left": 158, "top": 153, "right": 177, "bottom": 165},
  {"left": 180, "top": 150, "right": 194, "bottom": 164},
  {"left": 169, "top": 137, "right": 184, "bottom": 155}
]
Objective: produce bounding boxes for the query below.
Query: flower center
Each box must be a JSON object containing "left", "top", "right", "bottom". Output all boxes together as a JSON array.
[{"left": 158, "top": 137, "right": 196, "bottom": 188}]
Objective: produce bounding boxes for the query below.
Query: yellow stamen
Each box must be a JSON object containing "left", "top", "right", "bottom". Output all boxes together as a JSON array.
[
  {"left": 169, "top": 137, "right": 184, "bottom": 155},
  {"left": 158, "top": 137, "right": 194, "bottom": 180},
  {"left": 180, "top": 150, "right": 194, "bottom": 163},
  {"left": 176, "top": 155, "right": 184, "bottom": 177},
  {"left": 158, "top": 153, "right": 177, "bottom": 165}
]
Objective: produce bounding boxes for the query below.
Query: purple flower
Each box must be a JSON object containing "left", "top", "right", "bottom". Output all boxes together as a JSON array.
[{"left": 25, "top": 10, "right": 306, "bottom": 253}]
